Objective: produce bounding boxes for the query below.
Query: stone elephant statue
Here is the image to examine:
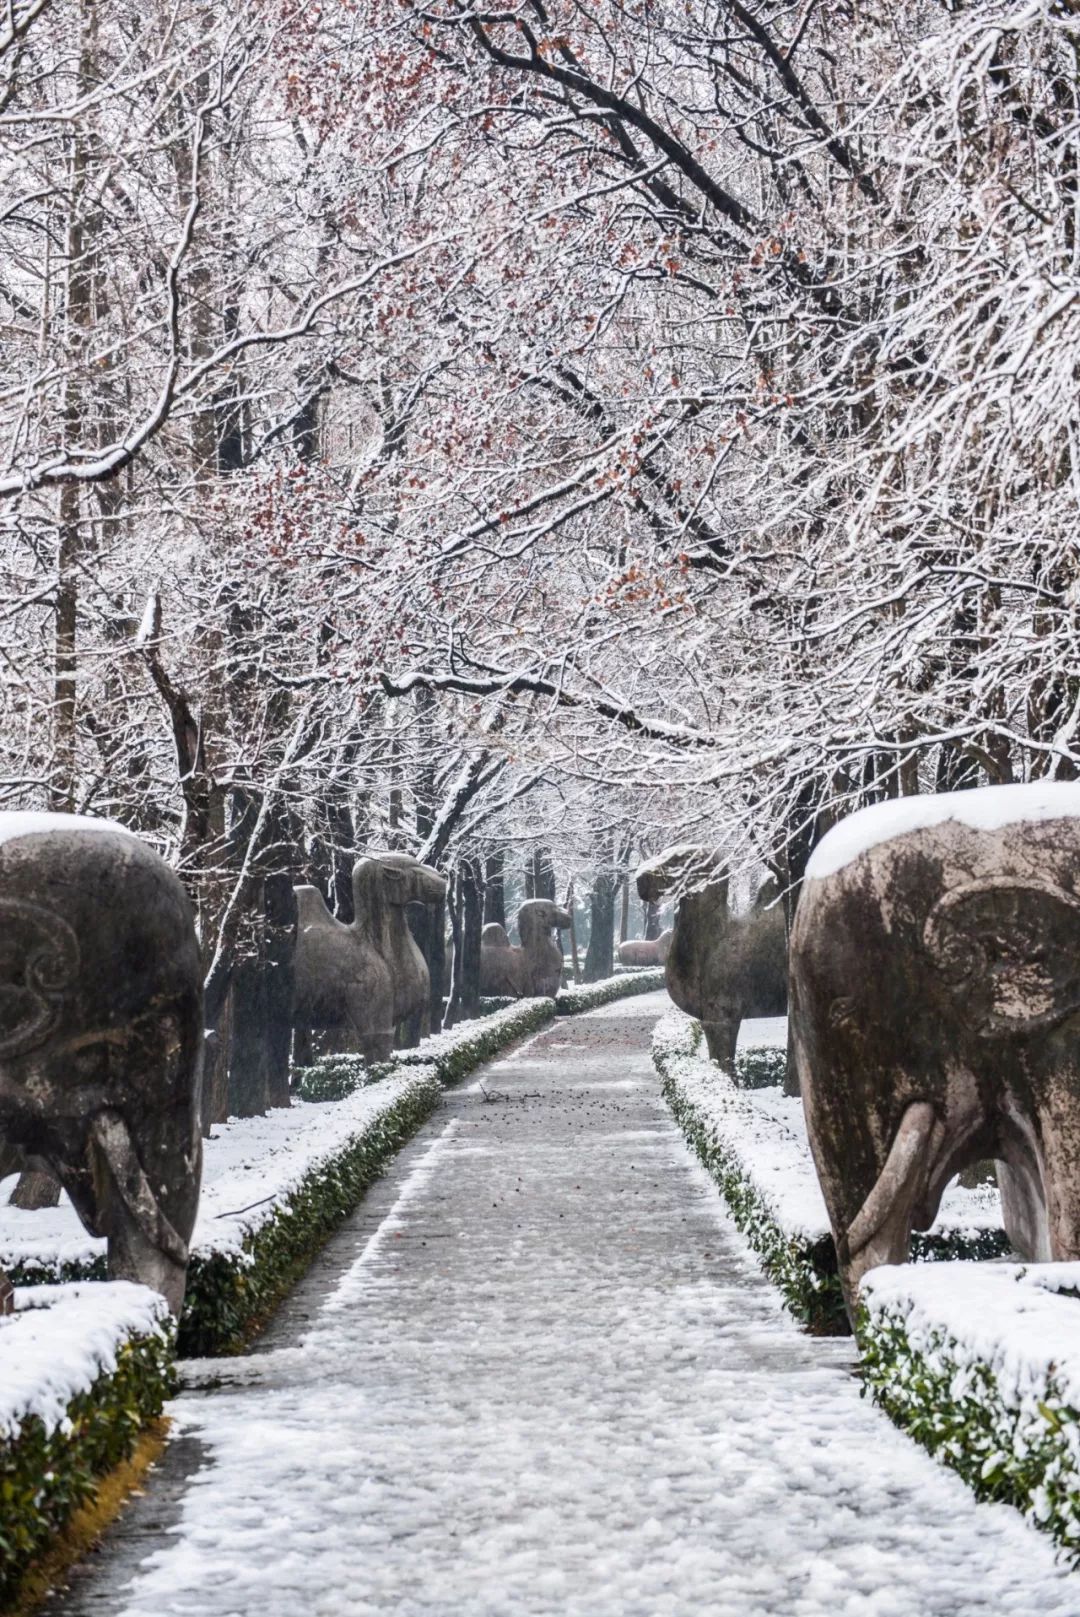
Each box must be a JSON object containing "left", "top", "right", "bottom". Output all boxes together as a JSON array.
[
  {"left": 790, "top": 783, "right": 1080, "bottom": 1321},
  {"left": 479, "top": 900, "right": 571, "bottom": 998},
  {"left": 0, "top": 813, "right": 203, "bottom": 1315},
  {"left": 293, "top": 853, "right": 446, "bottom": 1060},
  {"left": 636, "top": 847, "right": 786, "bottom": 1068},
  {"left": 617, "top": 928, "right": 673, "bottom": 968}
]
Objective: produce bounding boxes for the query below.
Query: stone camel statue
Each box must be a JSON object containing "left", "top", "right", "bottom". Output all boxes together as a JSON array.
[
  {"left": 0, "top": 813, "right": 203, "bottom": 1315},
  {"left": 790, "top": 782, "right": 1080, "bottom": 1322},
  {"left": 636, "top": 846, "right": 786, "bottom": 1069},
  {"left": 617, "top": 928, "right": 673, "bottom": 968},
  {"left": 293, "top": 852, "right": 446, "bottom": 1060},
  {"left": 480, "top": 899, "right": 571, "bottom": 998},
  {"left": 367, "top": 853, "right": 447, "bottom": 1034}
]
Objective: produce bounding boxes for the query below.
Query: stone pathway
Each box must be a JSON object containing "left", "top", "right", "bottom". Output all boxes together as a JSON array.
[{"left": 46, "top": 993, "right": 1076, "bottom": 1615}]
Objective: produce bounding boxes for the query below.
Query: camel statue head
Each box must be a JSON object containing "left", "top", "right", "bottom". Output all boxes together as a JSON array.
[
  {"left": 352, "top": 852, "right": 447, "bottom": 927},
  {"left": 517, "top": 898, "right": 572, "bottom": 948},
  {"left": 635, "top": 845, "right": 728, "bottom": 909}
]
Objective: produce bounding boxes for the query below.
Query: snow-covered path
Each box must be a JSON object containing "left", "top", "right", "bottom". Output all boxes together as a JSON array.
[{"left": 49, "top": 993, "right": 1077, "bottom": 1615}]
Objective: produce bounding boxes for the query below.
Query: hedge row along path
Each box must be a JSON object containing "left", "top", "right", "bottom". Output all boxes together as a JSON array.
[{"left": 45, "top": 993, "right": 1073, "bottom": 1615}]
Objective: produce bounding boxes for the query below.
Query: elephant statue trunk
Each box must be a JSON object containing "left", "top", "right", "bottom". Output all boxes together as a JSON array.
[
  {"left": 0, "top": 814, "right": 203, "bottom": 1315},
  {"left": 790, "top": 782, "right": 1080, "bottom": 1323}
]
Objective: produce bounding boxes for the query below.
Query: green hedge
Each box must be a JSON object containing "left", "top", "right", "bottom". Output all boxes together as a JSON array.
[
  {"left": 733, "top": 1046, "right": 788, "bottom": 1090},
  {"left": 178, "top": 1071, "right": 441, "bottom": 1357},
  {"left": 859, "top": 1299, "right": 1080, "bottom": 1561},
  {"left": 0, "top": 1316, "right": 172, "bottom": 1606},
  {"left": 555, "top": 968, "right": 666, "bottom": 1015}
]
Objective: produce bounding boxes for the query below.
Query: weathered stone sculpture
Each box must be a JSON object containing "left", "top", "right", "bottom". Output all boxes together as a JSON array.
[
  {"left": 479, "top": 900, "right": 571, "bottom": 998},
  {"left": 790, "top": 782, "right": 1080, "bottom": 1320},
  {"left": 637, "top": 847, "right": 786, "bottom": 1068},
  {"left": 293, "top": 853, "right": 446, "bottom": 1059},
  {"left": 0, "top": 812, "right": 203, "bottom": 1314},
  {"left": 617, "top": 928, "right": 673, "bottom": 968},
  {"left": 371, "top": 853, "right": 447, "bottom": 1032}
]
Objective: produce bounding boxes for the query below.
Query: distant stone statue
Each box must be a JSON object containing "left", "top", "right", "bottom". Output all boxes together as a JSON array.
[
  {"left": 636, "top": 847, "right": 786, "bottom": 1068},
  {"left": 791, "top": 782, "right": 1080, "bottom": 1319},
  {"left": 293, "top": 852, "right": 446, "bottom": 1060},
  {"left": 479, "top": 899, "right": 571, "bottom": 998},
  {"left": 0, "top": 812, "right": 203, "bottom": 1315},
  {"left": 617, "top": 928, "right": 673, "bottom": 968}
]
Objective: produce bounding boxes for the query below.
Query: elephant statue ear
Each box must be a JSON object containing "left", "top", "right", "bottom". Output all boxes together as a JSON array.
[
  {"left": 923, "top": 878, "right": 1080, "bottom": 1036},
  {"left": 0, "top": 899, "right": 80, "bottom": 1058}
]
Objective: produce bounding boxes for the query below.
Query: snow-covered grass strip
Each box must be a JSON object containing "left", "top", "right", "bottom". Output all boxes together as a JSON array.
[
  {"left": 178, "top": 1067, "right": 442, "bottom": 1356},
  {"left": 0, "top": 1281, "right": 172, "bottom": 1603},
  {"left": 298, "top": 996, "right": 556, "bottom": 1100},
  {"left": 859, "top": 1263, "right": 1080, "bottom": 1560},
  {"left": 653, "top": 1008, "right": 1009, "bottom": 1334},
  {"left": 555, "top": 968, "right": 666, "bottom": 1014},
  {"left": 653, "top": 1008, "right": 844, "bottom": 1332}
]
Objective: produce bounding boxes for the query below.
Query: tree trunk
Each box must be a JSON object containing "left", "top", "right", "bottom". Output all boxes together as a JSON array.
[
  {"left": 642, "top": 898, "right": 661, "bottom": 940},
  {"left": 584, "top": 870, "right": 616, "bottom": 981},
  {"left": 531, "top": 847, "right": 556, "bottom": 901},
  {"left": 0, "top": 1268, "right": 12, "bottom": 1317},
  {"left": 484, "top": 852, "right": 505, "bottom": 926},
  {"left": 618, "top": 872, "right": 630, "bottom": 943}
]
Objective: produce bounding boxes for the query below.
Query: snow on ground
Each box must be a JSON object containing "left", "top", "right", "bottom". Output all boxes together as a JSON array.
[
  {"left": 48, "top": 990, "right": 1074, "bottom": 1617},
  {"left": 806, "top": 780, "right": 1080, "bottom": 879},
  {"left": 0, "top": 1068, "right": 438, "bottom": 1274},
  {"left": 0, "top": 1282, "right": 168, "bottom": 1440},
  {"left": 737, "top": 1015, "right": 787, "bottom": 1050}
]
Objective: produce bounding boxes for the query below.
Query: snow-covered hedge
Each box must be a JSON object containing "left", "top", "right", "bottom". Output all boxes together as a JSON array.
[
  {"left": 298, "top": 996, "right": 555, "bottom": 1101},
  {"left": 555, "top": 968, "right": 666, "bottom": 1014},
  {"left": 653, "top": 1009, "right": 1008, "bottom": 1333},
  {"left": 0, "top": 1282, "right": 172, "bottom": 1604},
  {"left": 860, "top": 1263, "right": 1080, "bottom": 1559}
]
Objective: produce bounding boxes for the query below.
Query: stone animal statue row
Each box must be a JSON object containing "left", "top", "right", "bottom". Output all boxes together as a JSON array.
[
  {"left": 479, "top": 899, "right": 572, "bottom": 999},
  {"left": 617, "top": 929, "right": 673, "bottom": 969}
]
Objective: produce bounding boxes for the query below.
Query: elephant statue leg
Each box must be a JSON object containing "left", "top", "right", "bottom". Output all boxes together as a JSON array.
[
  {"left": 1033, "top": 1095, "right": 1080, "bottom": 1262},
  {"left": 701, "top": 1016, "right": 739, "bottom": 1072},
  {"left": 996, "top": 1147, "right": 1051, "bottom": 1262}
]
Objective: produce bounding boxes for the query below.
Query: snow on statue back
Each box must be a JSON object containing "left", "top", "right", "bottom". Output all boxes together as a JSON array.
[
  {"left": 791, "top": 781, "right": 1080, "bottom": 1324},
  {"left": 0, "top": 812, "right": 203, "bottom": 1315}
]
